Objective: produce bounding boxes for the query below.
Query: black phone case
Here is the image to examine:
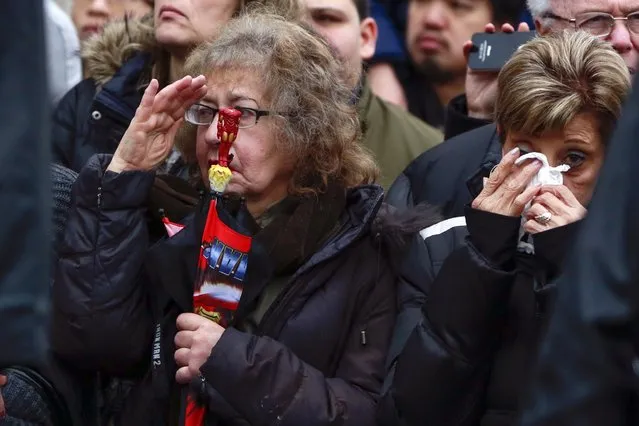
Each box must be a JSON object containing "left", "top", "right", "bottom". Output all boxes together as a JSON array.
[{"left": 468, "top": 32, "right": 537, "bottom": 72}]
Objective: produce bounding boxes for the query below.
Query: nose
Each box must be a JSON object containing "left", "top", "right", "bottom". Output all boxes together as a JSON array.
[
  {"left": 422, "top": 2, "right": 448, "bottom": 29},
  {"left": 88, "top": 0, "right": 110, "bottom": 17},
  {"left": 204, "top": 116, "right": 221, "bottom": 146},
  {"left": 607, "top": 21, "right": 633, "bottom": 55}
]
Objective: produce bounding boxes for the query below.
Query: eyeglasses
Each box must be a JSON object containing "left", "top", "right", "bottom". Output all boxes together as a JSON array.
[
  {"left": 543, "top": 11, "right": 639, "bottom": 38},
  {"left": 184, "top": 104, "right": 278, "bottom": 129}
]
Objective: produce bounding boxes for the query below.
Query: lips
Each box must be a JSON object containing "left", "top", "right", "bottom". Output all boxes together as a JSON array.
[
  {"left": 208, "top": 158, "right": 237, "bottom": 172},
  {"left": 159, "top": 5, "right": 186, "bottom": 18},
  {"left": 81, "top": 24, "right": 102, "bottom": 36},
  {"left": 417, "top": 35, "right": 443, "bottom": 51}
]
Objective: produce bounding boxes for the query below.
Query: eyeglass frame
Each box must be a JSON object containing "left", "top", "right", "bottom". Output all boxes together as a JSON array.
[
  {"left": 184, "top": 103, "right": 282, "bottom": 129},
  {"left": 542, "top": 10, "right": 639, "bottom": 38}
]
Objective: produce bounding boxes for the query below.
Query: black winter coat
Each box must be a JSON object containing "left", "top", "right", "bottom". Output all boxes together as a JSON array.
[
  {"left": 51, "top": 53, "right": 149, "bottom": 173},
  {"left": 378, "top": 207, "right": 580, "bottom": 426},
  {"left": 51, "top": 154, "right": 398, "bottom": 426}
]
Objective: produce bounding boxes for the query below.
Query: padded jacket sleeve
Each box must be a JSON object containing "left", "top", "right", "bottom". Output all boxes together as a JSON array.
[
  {"left": 380, "top": 208, "right": 522, "bottom": 426},
  {"left": 51, "top": 154, "right": 155, "bottom": 377}
]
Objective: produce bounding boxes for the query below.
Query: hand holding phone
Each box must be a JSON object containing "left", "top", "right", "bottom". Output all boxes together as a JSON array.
[{"left": 462, "top": 22, "right": 533, "bottom": 120}]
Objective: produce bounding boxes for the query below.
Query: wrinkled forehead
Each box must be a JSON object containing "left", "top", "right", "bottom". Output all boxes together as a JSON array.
[
  {"left": 203, "top": 67, "right": 270, "bottom": 104},
  {"left": 554, "top": 0, "right": 639, "bottom": 15}
]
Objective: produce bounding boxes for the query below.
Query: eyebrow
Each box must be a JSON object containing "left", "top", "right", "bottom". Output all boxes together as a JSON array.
[
  {"left": 308, "top": 6, "right": 346, "bottom": 15},
  {"left": 564, "top": 138, "right": 591, "bottom": 146},
  {"left": 200, "top": 94, "right": 259, "bottom": 105},
  {"left": 574, "top": 6, "right": 638, "bottom": 15},
  {"left": 229, "top": 94, "right": 258, "bottom": 104}
]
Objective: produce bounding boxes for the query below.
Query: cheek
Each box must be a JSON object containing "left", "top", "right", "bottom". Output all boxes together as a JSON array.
[
  {"left": 195, "top": 132, "right": 210, "bottom": 166},
  {"left": 563, "top": 166, "right": 600, "bottom": 205}
]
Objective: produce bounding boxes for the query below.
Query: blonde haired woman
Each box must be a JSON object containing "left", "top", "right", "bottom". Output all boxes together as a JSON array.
[
  {"left": 52, "top": 11, "right": 409, "bottom": 425},
  {"left": 380, "top": 31, "right": 630, "bottom": 426}
]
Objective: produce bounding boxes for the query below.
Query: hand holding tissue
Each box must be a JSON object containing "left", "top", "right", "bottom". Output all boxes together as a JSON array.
[{"left": 514, "top": 152, "right": 570, "bottom": 187}]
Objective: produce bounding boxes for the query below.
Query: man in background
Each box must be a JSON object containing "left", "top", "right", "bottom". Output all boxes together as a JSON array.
[
  {"left": 399, "top": 0, "right": 525, "bottom": 129},
  {"left": 304, "top": 0, "right": 443, "bottom": 189}
]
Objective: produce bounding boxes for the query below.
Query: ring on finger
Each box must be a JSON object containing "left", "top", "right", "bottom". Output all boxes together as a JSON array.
[{"left": 534, "top": 211, "right": 552, "bottom": 225}]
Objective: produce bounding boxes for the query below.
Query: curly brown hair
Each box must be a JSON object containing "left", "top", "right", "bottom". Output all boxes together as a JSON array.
[{"left": 178, "top": 10, "right": 379, "bottom": 194}]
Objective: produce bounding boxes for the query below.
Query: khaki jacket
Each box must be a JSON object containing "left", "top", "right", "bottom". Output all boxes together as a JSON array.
[{"left": 358, "top": 80, "right": 443, "bottom": 189}]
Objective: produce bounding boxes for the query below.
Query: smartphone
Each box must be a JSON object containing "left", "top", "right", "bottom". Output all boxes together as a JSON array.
[{"left": 468, "top": 31, "right": 537, "bottom": 72}]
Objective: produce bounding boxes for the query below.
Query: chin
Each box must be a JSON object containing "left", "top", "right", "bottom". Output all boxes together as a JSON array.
[{"left": 154, "top": 27, "right": 193, "bottom": 48}]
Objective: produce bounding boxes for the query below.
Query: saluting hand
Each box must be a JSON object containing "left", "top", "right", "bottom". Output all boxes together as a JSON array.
[
  {"left": 108, "top": 75, "right": 207, "bottom": 173},
  {"left": 174, "top": 313, "right": 225, "bottom": 385}
]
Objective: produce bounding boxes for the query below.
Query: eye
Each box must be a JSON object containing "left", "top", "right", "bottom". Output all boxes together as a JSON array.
[
  {"left": 516, "top": 144, "right": 532, "bottom": 156},
  {"left": 563, "top": 151, "right": 586, "bottom": 169},
  {"left": 313, "top": 12, "right": 342, "bottom": 24},
  {"left": 235, "top": 107, "right": 258, "bottom": 126},
  {"left": 449, "top": 0, "right": 473, "bottom": 11}
]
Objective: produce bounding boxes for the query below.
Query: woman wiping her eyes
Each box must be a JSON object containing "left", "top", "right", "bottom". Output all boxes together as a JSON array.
[{"left": 379, "top": 30, "right": 631, "bottom": 426}]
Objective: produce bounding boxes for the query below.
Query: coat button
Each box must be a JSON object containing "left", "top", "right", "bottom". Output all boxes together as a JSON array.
[{"left": 91, "top": 110, "right": 102, "bottom": 120}]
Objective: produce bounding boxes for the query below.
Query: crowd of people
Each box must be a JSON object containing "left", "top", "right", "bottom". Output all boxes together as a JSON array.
[{"left": 2, "top": 0, "right": 639, "bottom": 425}]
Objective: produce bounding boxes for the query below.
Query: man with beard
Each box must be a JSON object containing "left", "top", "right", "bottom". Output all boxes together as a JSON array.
[
  {"left": 399, "top": 0, "right": 526, "bottom": 129},
  {"left": 303, "top": 0, "right": 443, "bottom": 189},
  {"left": 388, "top": 0, "right": 639, "bottom": 218}
]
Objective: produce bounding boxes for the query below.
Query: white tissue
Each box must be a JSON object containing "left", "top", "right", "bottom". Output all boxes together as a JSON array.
[
  {"left": 514, "top": 152, "right": 570, "bottom": 254},
  {"left": 514, "top": 152, "right": 570, "bottom": 187}
]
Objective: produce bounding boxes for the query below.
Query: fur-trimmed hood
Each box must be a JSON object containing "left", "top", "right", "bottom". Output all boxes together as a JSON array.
[{"left": 81, "top": 14, "right": 157, "bottom": 86}]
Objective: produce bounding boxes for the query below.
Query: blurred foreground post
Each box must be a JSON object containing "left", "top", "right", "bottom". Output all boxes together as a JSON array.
[
  {"left": 521, "top": 73, "right": 639, "bottom": 425},
  {"left": 0, "top": 0, "right": 50, "bottom": 367}
]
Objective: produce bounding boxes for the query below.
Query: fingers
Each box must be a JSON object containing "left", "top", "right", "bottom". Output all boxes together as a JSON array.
[
  {"left": 518, "top": 22, "right": 531, "bottom": 32},
  {"left": 0, "top": 375, "right": 5, "bottom": 419},
  {"left": 175, "top": 347, "right": 190, "bottom": 367},
  {"left": 539, "top": 185, "right": 582, "bottom": 208},
  {"left": 524, "top": 202, "right": 545, "bottom": 219},
  {"left": 502, "top": 159, "right": 542, "bottom": 195},
  {"left": 533, "top": 192, "right": 567, "bottom": 216},
  {"left": 484, "top": 23, "right": 496, "bottom": 33},
  {"left": 523, "top": 218, "right": 546, "bottom": 235},
  {"left": 513, "top": 184, "right": 542, "bottom": 215},
  {"left": 501, "top": 23, "right": 515, "bottom": 33},
  {"left": 135, "top": 79, "right": 159, "bottom": 122},
  {"left": 463, "top": 40, "right": 474, "bottom": 61},
  {"left": 177, "top": 312, "right": 207, "bottom": 331},
  {"left": 175, "top": 366, "right": 193, "bottom": 385},
  {"left": 175, "top": 330, "right": 193, "bottom": 349},
  {"left": 483, "top": 147, "right": 521, "bottom": 195},
  {"left": 153, "top": 75, "right": 207, "bottom": 120}
]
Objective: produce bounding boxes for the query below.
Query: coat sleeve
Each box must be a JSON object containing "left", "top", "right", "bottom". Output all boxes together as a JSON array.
[
  {"left": 443, "top": 94, "right": 491, "bottom": 140},
  {"left": 51, "top": 154, "right": 155, "bottom": 377},
  {"left": 380, "top": 208, "right": 522, "bottom": 426},
  {"left": 199, "top": 250, "right": 397, "bottom": 426}
]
